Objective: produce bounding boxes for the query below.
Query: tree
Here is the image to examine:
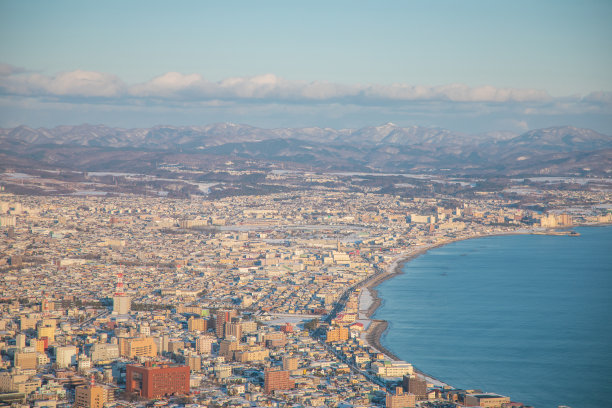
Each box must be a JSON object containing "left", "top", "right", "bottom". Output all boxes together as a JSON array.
[{"left": 304, "top": 318, "right": 319, "bottom": 332}]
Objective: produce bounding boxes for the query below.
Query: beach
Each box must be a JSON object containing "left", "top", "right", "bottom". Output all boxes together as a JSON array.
[
  {"left": 356, "top": 223, "right": 610, "bottom": 393},
  {"left": 356, "top": 230, "right": 535, "bottom": 387}
]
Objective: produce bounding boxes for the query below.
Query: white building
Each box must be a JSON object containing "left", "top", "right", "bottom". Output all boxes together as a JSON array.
[
  {"left": 112, "top": 295, "right": 131, "bottom": 315},
  {"left": 56, "top": 346, "right": 77, "bottom": 368}
]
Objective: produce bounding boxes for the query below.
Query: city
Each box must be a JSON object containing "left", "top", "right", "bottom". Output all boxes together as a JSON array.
[{"left": 1, "top": 169, "right": 610, "bottom": 408}]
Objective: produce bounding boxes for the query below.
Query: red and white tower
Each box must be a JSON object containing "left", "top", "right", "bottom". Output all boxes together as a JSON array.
[{"left": 115, "top": 272, "right": 125, "bottom": 296}]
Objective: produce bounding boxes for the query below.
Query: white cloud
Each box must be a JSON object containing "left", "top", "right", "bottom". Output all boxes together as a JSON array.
[
  {"left": 0, "top": 69, "right": 125, "bottom": 98},
  {"left": 0, "top": 65, "right": 608, "bottom": 117}
]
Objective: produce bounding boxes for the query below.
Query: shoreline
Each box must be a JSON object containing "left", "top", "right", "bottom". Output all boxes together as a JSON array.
[
  {"left": 359, "top": 229, "right": 540, "bottom": 386},
  {"left": 359, "top": 223, "right": 611, "bottom": 387},
  {"left": 360, "top": 236, "right": 476, "bottom": 385}
]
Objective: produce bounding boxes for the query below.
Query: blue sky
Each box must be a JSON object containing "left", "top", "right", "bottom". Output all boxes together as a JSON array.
[{"left": 1, "top": 0, "right": 611, "bottom": 133}]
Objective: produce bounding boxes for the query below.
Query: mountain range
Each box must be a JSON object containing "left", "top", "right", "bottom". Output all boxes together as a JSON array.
[{"left": 0, "top": 123, "right": 610, "bottom": 176}]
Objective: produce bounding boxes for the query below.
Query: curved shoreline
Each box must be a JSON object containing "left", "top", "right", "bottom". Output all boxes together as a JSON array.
[
  {"left": 360, "top": 230, "right": 535, "bottom": 385},
  {"left": 360, "top": 223, "right": 611, "bottom": 387}
]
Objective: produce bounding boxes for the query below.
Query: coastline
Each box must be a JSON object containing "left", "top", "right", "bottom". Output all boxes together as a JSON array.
[
  {"left": 358, "top": 223, "right": 611, "bottom": 387},
  {"left": 358, "top": 230, "right": 534, "bottom": 386}
]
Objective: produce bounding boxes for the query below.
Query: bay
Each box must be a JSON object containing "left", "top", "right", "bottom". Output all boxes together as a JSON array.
[{"left": 374, "top": 226, "right": 612, "bottom": 408}]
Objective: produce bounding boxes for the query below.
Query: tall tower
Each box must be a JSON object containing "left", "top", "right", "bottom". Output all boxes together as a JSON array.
[{"left": 112, "top": 271, "right": 131, "bottom": 315}]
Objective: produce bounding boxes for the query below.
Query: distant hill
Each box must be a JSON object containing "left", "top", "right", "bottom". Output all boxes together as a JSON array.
[{"left": 0, "top": 123, "right": 610, "bottom": 176}]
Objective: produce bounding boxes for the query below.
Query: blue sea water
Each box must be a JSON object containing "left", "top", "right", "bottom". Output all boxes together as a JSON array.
[{"left": 373, "top": 226, "right": 612, "bottom": 408}]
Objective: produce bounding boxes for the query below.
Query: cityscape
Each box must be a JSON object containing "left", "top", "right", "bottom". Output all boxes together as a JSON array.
[
  {"left": 0, "top": 166, "right": 610, "bottom": 407},
  {"left": 1, "top": 1, "right": 611, "bottom": 407}
]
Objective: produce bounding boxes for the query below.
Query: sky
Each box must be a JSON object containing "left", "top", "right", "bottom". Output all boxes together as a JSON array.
[{"left": 1, "top": 0, "right": 611, "bottom": 134}]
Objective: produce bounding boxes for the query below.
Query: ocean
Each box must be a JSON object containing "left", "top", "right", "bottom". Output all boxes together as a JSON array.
[{"left": 373, "top": 226, "right": 612, "bottom": 408}]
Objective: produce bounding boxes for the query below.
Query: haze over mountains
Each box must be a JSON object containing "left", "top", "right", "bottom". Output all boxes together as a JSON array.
[{"left": 1, "top": 123, "right": 610, "bottom": 176}]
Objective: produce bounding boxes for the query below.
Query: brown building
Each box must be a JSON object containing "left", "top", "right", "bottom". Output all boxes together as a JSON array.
[
  {"left": 187, "top": 317, "right": 207, "bottom": 332},
  {"left": 74, "top": 384, "right": 112, "bottom": 408},
  {"left": 126, "top": 363, "right": 190, "bottom": 399},
  {"left": 264, "top": 331, "right": 287, "bottom": 348},
  {"left": 464, "top": 393, "right": 510, "bottom": 407},
  {"left": 282, "top": 356, "right": 299, "bottom": 371},
  {"left": 14, "top": 352, "right": 37, "bottom": 370},
  {"left": 186, "top": 355, "right": 201, "bottom": 372},
  {"left": 119, "top": 337, "right": 157, "bottom": 359},
  {"left": 224, "top": 320, "right": 242, "bottom": 340},
  {"left": 215, "top": 309, "right": 237, "bottom": 338},
  {"left": 385, "top": 386, "right": 416, "bottom": 408},
  {"left": 403, "top": 375, "right": 427, "bottom": 400},
  {"left": 264, "top": 368, "right": 294, "bottom": 394},
  {"left": 325, "top": 326, "right": 349, "bottom": 343}
]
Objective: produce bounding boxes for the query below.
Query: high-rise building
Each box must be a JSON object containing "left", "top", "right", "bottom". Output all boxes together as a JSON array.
[
  {"left": 215, "top": 309, "right": 237, "bottom": 338},
  {"left": 264, "top": 368, "right": 294, "bottom": 394},
  {"left": 224, "top": 320, "right": 242, "bottom": 340},
  {"left": 37, "top": 325, "right": 55, "bottom": 343},
  {"left": 56, "top": 346, "right": 78, "bottom": 368},
  {"left": 402, "top": 375, "right": 427, "bottom": 400},
  {"left": 325, "top": 326, "right": 349, "bottom": 343},
  {"left": 19, "top": 317, "right": 37, "bottom": 331},
  {"left": 282, "top": 356, "right": 299, "bottom": 371},
  {"left": 195, "top": 335, "right": 215, "bottom": 354},
  {"left": 186, "top": 355, "right": 201, "bottom": 372},
  {"left": 187, "top": 317, "right": 207, "bottom": 332},
  {"left": 15, "top": 333, "right": 26, "bottom": 350},
  {"left": 32, "top": 338, "right": 47, "bottom": 354},
  {"left": 112, "top": 272, "right": 131, "bottom": 315},
  {"left": 126, "top": 363, "right": 190, "bottom": 399}
]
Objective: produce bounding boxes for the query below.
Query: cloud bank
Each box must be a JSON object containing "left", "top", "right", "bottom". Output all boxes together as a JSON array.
[
  {"left": 1, "top": 63, "right": 610, "bottom": 133},
  {"left": 0, "top": 64, "right": 566, "bottom": 105}
]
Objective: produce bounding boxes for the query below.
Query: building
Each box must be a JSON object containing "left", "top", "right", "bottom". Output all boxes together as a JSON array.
[
  {"left": 186, "top": 355, "right": 201, "bottom": 372},
  {"left": 464, "top": 393, "right": 510, "bottom": 407},
  {"left": 195, "top": 335, "right": 214, "bottom": 354},
  {"left": 125, "top": 363, "right": 190, "bottom": 399},
  {"left": 56, "top": 346, "right": 77, "bottom": 368},
  {"left": 264, "top": 369, "right": 294, "bottom": 394},
  {"left": 0, "top": 371, "right": 42, "bottom": 394},
  {"left": 15, "top": 333, "right": 26, "bottom": 350},
  {"left": 282, "top": 356, "right": 298, "bottom": 371},
  {"left": 224, "top": 320, "right": 242, "bottom": 340},
  {"left": 373, "top": 361, "right": 414, "bottom": 378},
  {"left": 74, "top": 383, "right": 112, "bottom": 408},
  {"left": 385, "top": 387, "right": 416, "bottom": 408},
  {"left": 215, "top": 309, "right": 237, "bottom": 338},
  {"left": 403, "top": 375, "right": 427, "bottom": 400},
  {"left": 187, "top": 317, "right": 207, "bottom": 332},
  {"left": 32, "top": 338, "right": 47, "bottom": 354},
  {"left": 119, "top": 337, "right": 157, "bottom": 359},
  {"left": 90, "top": 343, "right": 119, "bottom": 363},
  {"left": 14, "top": 352, "right": 37, "bottom": 370},
  {"left": 37, "top": 325, "right": 55, "bottom": 343},
  {"left": 112, "top": 295, "right": 131, "bottom": 315},
  {"left": 325, "top": 326, "right": 349, "bottom": 343},
  {"left": 219, "top": 339, "right": 243, "bottom": 360},
  {"left": 112, "top": 272, "right": 131, "bottom": 314},
  {"left": 19, "top": 317, "right": 37, "bottom": 331}
]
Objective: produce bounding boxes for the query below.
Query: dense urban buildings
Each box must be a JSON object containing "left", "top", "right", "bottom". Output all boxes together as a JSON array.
[{"left": 0, "top": 169, "right": 609, "bottom": 407}]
